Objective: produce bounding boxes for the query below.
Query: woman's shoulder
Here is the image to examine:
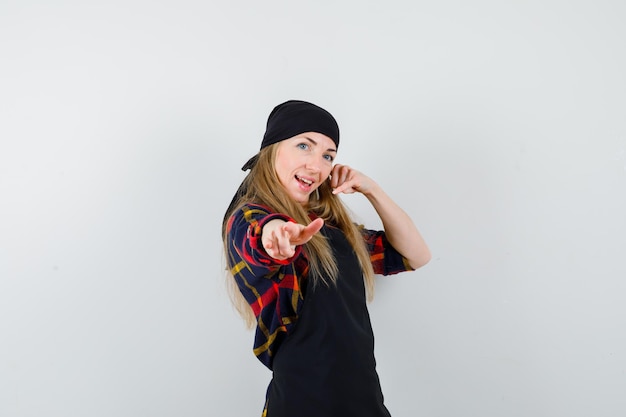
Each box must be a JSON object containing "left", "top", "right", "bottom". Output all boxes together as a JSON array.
[
  {"left": 228, "top": 203, "right": 296, "bottom": 232},
  {"left": 229, "top": 202, "right": 276, "bottom": 220}
]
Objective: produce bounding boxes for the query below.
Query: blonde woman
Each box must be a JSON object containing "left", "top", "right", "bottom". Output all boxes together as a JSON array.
[{"left": 222, "top": 100, "right": 431, "bottom": 417}]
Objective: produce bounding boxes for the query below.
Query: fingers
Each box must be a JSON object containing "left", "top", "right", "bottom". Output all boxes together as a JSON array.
[
  {"left": 300, "top": 218, "right": 324, "bottom": 241},
  {"left": 264, "top": 226, "right": 297, "bottom": 260},
  {"left": 331, "top": 164, "right": 362, "bottom": 195},
  {"left": 263, "top": 218, "right": 325, "bottom": 260},
  {"left": 282, "top": 218, "right": 324, "bottom": 246},
  {"left": 330, "top": 164, "right": 349, "bottom": 189}
]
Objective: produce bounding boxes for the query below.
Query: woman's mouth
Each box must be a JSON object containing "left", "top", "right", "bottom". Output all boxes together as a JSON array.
[{"left": 295, "top": 175, "right": 314, "bottom": 187}]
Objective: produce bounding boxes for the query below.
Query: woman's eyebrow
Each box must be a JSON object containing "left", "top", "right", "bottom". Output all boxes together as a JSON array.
[{"left": 303, "top": 136, "right": 337, "bottom": 153}]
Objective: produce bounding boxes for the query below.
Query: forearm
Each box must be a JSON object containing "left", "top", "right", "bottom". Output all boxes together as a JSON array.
[{"left": 363, "top": 183, "right": 431, "bottom": 269}]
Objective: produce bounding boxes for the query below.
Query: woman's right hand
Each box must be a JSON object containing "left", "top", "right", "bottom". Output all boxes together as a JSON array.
[{"left": 261, "top": 218, "right": 324, "bottom": 260}]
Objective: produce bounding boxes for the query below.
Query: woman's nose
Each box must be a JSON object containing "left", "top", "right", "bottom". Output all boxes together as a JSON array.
[{"left": 305, "top": 155, "right": 322, "bottom": 172}]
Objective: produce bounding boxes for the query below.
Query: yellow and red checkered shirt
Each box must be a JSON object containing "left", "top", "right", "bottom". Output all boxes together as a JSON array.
[{"left": 225, "top": 203, "right": 412, "bottom": 369}]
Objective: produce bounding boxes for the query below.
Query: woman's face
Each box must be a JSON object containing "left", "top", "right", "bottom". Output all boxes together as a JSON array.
[{"left": 274, "top": 132, "right": 337, "bottom": 206}]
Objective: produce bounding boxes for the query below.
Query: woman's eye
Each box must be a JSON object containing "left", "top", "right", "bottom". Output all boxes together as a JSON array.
[
  {"left": 323, "top": 154, "right": 334, "bottom": 162},
  {"left": 297, "top": 143, "right": 309, "bottom": 150}
]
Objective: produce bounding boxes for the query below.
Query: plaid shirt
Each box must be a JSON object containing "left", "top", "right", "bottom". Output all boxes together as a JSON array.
[{"left": 225, "top": 203, "right": 413, "bottom": 369}]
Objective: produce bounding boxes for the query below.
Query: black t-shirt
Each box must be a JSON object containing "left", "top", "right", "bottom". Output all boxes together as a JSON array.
[{"left": 266, "top": 225, "right": 392, "bottom": 417}]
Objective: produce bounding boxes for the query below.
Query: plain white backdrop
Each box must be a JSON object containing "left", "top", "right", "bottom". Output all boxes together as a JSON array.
[{"left": 1, "top": 1, "right": 625, "bottom": 416}]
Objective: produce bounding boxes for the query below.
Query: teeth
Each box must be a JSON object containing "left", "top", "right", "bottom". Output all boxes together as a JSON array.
[{"left": 297, "top": 176, "right": 313, "bottom": 185}]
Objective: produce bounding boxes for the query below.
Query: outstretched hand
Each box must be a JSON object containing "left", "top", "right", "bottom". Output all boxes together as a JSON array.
[
  {"left": 262, "top": 217, "right": 325, "bottom": 260},
  {"left": 330, "top": 164, "right": 375, "bottom": 195}
]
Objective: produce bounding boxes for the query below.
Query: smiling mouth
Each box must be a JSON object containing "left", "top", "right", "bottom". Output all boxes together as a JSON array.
[{"left": 295, "top": 175, "right": 313, "bottom": 186}]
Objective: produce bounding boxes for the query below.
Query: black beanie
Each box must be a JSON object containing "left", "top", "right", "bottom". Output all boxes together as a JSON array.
[{"left": 241, "top": 100, "right": 340, "bottom": 171}]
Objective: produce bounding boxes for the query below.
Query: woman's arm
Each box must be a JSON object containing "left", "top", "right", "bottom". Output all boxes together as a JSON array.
[{"left": 331, "top": 164, "right": 431, "bottom": 270}]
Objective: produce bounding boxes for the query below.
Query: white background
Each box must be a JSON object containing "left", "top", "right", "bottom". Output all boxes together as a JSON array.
[{"left": 1, "top": 1, "right": 625, "bottom": 416}]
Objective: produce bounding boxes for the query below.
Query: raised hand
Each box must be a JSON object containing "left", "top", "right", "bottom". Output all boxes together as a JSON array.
[
  {"left": 262, "top": 217, "right": 325, "bottom": 260},
  {"left": 330, "top": 164, "right": 432, "bottom": 270},
  {"left": 330, "top": 164, "right": 374, "bottom": 195}
]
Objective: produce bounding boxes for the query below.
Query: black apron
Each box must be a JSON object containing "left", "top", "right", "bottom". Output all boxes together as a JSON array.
[{"left": 266, "top": 225, "right": 392, "bottom": 417}]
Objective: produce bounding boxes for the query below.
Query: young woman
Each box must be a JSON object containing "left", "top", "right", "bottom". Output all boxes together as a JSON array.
[{"left": 222, "top": 100, "right": 431, "bottom": 417}]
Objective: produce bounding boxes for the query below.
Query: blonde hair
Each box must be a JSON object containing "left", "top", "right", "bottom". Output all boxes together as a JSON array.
[{"left": 222, "top": 144, "right": 375, "bottom": 327}]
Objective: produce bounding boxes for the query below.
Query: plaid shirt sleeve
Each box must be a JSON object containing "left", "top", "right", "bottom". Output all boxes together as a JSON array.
[
  {"left": 359, "top": 225, "right": 415, "bottom": 275},
  {"left": 225, "top": 203, "right": 308, "bottom": 370}
]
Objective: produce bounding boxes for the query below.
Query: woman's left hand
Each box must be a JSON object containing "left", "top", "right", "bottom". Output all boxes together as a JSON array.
[{"left": 330, "top": 164, "right": 374, "bottom": 195}]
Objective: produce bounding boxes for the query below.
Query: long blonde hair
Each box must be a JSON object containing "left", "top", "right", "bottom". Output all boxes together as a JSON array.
[{"left": 222, "top": 144, "right": 375, "bottom": 327}]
